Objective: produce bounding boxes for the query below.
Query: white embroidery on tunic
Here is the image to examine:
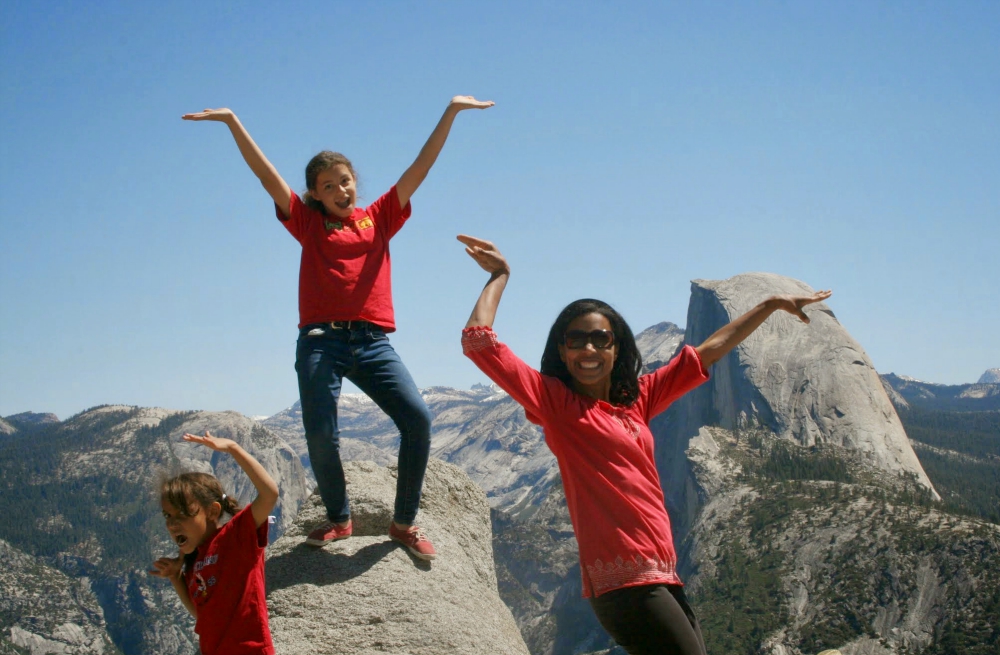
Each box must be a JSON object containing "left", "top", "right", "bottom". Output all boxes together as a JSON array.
[
  {"left": 586, "top": 555, "right": 680, "bottom": 594},
  {"left": 462, "top": 328, "right": 499, "bottom": 353}
]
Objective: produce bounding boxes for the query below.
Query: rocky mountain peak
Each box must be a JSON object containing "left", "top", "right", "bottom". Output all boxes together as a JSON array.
[
  {"left": 671, "top": 272, "right": 937, "bottom": 497},
  {"left": 979, "top": 368, "right": 1000, "bottom": 384}
]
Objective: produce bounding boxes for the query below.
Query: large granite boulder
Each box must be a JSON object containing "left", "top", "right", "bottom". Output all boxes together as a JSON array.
[
  {"left": 266, "top": 458, "right": 529, "bottom": 655},
  {"left": 667, "top": 272, "right": 936, "bottom": 501}
]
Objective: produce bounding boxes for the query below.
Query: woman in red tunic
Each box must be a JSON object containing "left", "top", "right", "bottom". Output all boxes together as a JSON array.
[{"left": 457, "top": 235, "right": 831, "bottom": 655}]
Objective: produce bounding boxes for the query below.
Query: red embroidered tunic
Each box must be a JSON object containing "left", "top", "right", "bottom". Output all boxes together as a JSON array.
[{"left": 462, "top": 326, "right": 709, "bottom": 597}]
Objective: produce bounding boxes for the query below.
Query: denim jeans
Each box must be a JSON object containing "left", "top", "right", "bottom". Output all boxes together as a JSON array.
[{"left": 295, "top": 322, "right": 432, "bottom": 525}]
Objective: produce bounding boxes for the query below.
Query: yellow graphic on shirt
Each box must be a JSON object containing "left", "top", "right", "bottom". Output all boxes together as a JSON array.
[{"left": 356, "top": 217, "right": 374, "bottom": 230}]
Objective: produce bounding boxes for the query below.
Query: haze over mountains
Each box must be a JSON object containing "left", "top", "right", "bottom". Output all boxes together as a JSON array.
[{"left": 2, "top": 273, "right": 998, "bottom": 655}]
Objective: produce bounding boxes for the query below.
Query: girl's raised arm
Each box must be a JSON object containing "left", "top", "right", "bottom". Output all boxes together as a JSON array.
[
  {"left": 395, "top": 96, "right": 494, "bottom": 209},
  {"left": 183, "top": 431, "right": 279, "bottom": 529},
  {"left": 695, "top": 290, "right": 833, "bottom": 367},
  {"left": 459, "top": 235, "right": 510, "bottom": 329},
  {"left": 182, "top": 109, "right": 293, "bottom": 217}
]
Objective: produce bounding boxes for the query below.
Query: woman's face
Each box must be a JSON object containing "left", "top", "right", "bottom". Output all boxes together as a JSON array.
[
  {"left": 312, "top": 164, "right": 357, "bottom": 218},
  {"left": 161, "top": 496, "right": 220, "bottom": 555},
  {"left": 558, "top": 312, "right": 617, "bottom": 401}
]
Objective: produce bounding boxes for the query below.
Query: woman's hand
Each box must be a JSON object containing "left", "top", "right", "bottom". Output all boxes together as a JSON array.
[
  {"left": 183, "top": 431, "right": 237, "bottom": 453},
  {"left": 448, "top": 96, "right": 495, "bottom": 111},
  {"left": 181, "top": 108, "right": 236, "bottom": 123},
  {"left": 770, "top": 290, "right": 833, "bottom": 323},
  {"left": 458, "top": 235, "right": 509, "bottom": 276},
  {"left": 148, "top": 555, "right": 183, "bottom": 579}
]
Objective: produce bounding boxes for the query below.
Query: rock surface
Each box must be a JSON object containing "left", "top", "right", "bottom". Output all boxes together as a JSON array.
[
  {"left": 0, "top": 539, "right": 116, "bottom": 654},
  {"left": 670, "top": 273, "right": 937, "bottom": 504},
  {"left": 266, "top": 458, "right": 529, "bottom": 655},
  {"left": 979, "top": 368, "right": 1000, "bottom": 384}
]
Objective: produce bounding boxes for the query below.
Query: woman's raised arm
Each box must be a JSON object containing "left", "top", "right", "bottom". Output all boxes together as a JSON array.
[
  {"left": 182, "top": 109, "right": 292, "bottom": 217},
  {"left": 459, "top": 235, "right": 509, "bottom": 329},
  {"left": 695, "top": 290, "right": 833, "bottom": 367}
]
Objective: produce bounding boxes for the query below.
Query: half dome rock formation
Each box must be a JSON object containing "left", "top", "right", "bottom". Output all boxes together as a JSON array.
[
  {"left": 266, "top": 458, "right": 529, "bottom": 655},
  {"left": 979, "top": 368, "right": 1000, "bottom": 384},
  {"left": 674, "top": 272, "right": 937, "bottom": 498}
]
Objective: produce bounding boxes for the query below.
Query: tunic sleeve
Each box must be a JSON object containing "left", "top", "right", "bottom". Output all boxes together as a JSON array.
[
  {"left": 638, "top": 344, "right": 710, "bottom": 421},
  {"left": 462, "top": 326, "right": 562, "bottom": 424}
]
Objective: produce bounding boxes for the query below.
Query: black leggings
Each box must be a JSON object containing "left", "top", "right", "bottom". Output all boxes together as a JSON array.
[{"left": 589, "top": 584, "right": 707, "bottom": 655}]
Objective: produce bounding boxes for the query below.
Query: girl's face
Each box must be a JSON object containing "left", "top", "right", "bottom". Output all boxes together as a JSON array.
[
  {"left": 161, "top": 496, "right": 220, "bottom": 555},
  {"left": 312, "top": 164, "right": 357, "bottom": 219},
  {"left": 558, "top": 312, "right": 617, "bottom": 401}
]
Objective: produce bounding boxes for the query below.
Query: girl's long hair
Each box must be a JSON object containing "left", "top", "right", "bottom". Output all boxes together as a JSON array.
[
  {"left": 540, "top": 299, "right": 642, "bottom": 406},
  {"left": 159, "top": 472, "right": 241, "bottom": 571}
]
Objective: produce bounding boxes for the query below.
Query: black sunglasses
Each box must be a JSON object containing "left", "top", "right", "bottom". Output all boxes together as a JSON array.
[{"left": 563, "top": 329, "right": 615, "bottom": 350}]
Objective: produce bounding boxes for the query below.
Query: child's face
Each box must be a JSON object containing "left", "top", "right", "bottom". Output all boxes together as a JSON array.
[
  {"left": 312, "top": 164, "right": 357, "bottom": 219},
  {"left": 161, "top": 497, "right": 220, "bottom": 555}
]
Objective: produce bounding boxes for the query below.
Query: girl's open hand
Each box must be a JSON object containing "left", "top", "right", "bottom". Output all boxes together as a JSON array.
[
  {"left": 449, "top": 96, "right": 495, "bottom": 111},
  {"left": 182, "top": 108, "right": 235, "bottom": 122},
  {"left": 183, "top": 430, "right": 237, "bottom": 453},
  {"left": 458, "top": 235, "right": 509, "bottom": 276},
  {"left": 148, "top": 555, "right": 183, "bottom": 579},
  {"left": 771, "top": 290, "right": 833, "bottom": 323}
]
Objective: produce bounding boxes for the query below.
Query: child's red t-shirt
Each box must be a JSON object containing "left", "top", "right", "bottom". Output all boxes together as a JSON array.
[
  {"left": 185, "top": 505, "right": 273, "bottom": 655},
  {"left": 276, "top": 187, "right": 411, "bottom": 330}
]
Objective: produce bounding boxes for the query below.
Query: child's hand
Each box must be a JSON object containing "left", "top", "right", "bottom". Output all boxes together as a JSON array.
[
  {"left": 449, "top": 96, "right": 495, "bottom": 111},
  {"left": 182, "top": 108, "right": 236, "bottom": 123},
  {"left": 457, "top": 235, "right": 509, "bottom": 276},
  {"left": 183, "top": 431, "right": 238, "bottom": 453},
  {"left": 771, "top": 290, "right": 833, "bottom": 323},
  {"left": 148, "top": 555, "right": 183, "bottom": 579}
]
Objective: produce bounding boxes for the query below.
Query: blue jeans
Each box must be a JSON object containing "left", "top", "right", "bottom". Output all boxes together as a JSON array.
[{"left": 295, "top": 322, "right": 432, "bottom": 525}]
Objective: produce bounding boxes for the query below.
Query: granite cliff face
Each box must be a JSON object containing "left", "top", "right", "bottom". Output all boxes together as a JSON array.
[
  {"left": 979, "top": 368, "right": 1000, "bottom": 384},
  {"left": 267, "top": 458, "right": 529, "bottom": 655},
  {"left": 668, "top": 272, "right": 937, "bottom": 512}
]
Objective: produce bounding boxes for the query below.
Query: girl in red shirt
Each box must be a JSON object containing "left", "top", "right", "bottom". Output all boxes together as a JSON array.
[
  {"left": 182, "top": 97, "right": 493, "bottom": 559},
  {"left": 149, "top": 431, "right": 279, "bottom": 655},
  {"left": 457, "top": 235, "right": 831, "bottom": 655}
]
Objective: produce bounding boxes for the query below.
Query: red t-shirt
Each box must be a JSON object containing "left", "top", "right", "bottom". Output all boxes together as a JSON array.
[
  {"left": 276, "top": 187, "right": 411, "bottom": 330},
  {"left": 185, "top": 506, "right": 273, "bottom": 655},
  {"left": 462, "top": 326, "right": 709, "bottom": 598}
]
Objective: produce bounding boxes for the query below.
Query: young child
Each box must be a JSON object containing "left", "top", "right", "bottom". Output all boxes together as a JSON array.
[
  {"left": 149, "top": 431, "right": 279, "bottom": 655},
  {"left": 182, "top": 96, "right": 493, "bottom": 560},
  {"left": 457, "top": 235, "right": 832, "bottom": 655}
]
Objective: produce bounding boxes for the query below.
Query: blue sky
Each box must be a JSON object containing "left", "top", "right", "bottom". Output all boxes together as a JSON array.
[{"left": 1, "top": 1, "right": 997, "bottom": 420}]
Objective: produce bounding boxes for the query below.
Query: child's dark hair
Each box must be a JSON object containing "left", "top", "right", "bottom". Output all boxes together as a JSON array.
[
  {"left": 303, "top": 151, "right": 358, "bottom": 214},
  {"left": 540, "top": 299, "right": 642, "bottom": 406},
  {"left": 160, "top": 472, "right": 241, "bottom": 569}
]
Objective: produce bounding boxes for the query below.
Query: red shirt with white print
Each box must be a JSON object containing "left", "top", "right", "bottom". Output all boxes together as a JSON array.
[
  {"left": 276, "top": 187, "right": 411, "bottom": 330},
  {"left": 185, "top": 505, "right": 273, "bottom": 655},
  {"left": 462, "top": 326, "right": 709, "bottom": 598}
]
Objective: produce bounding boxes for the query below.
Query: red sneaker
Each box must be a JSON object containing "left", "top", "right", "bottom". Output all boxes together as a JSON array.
[
  {"left": 305, "top": 520, "right": 352, "bottom": 546},
  {"left": 389, "top": 523, "right": 437, "bottom": 560}
]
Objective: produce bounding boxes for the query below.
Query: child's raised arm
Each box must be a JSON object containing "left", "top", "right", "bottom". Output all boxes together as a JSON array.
[
  {"left": 395, "top": 96, "right": 494, "bottom": 209},
  {"left": 695, "top": 290, "right": 833, "bottom": 367},
  {"left": 183, "top": 431, "right": 279, "bottom": 528},
  {"left": 182, "top": 109, "right": 293, "bottom": 217},
  {"left": 459, "top": 235, "right": 510, "bottom": 329}
]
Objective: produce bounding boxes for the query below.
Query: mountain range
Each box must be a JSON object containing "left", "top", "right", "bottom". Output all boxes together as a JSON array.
[{"left": 2, "top": 273, "right": 998, "bottom": 655}]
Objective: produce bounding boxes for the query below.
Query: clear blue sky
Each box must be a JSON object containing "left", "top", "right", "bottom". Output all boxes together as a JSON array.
[{"left": 2, "top": 1, "right": 997, "bottom": 420}]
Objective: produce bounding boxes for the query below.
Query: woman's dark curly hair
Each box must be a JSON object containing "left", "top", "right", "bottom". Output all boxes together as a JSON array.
[{"left": 540, "top": 299, "right": 642, "bottom": 406}]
